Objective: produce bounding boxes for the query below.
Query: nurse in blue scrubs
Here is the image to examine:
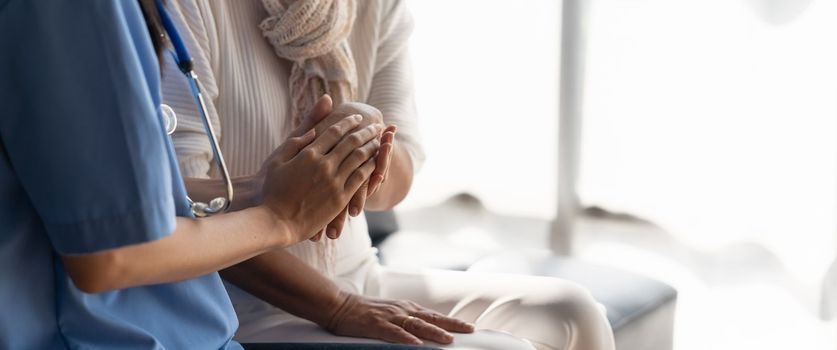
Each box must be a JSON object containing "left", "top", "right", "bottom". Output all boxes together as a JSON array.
[{"left": 0, "top": 1, "right": 390, "bottom": 348}]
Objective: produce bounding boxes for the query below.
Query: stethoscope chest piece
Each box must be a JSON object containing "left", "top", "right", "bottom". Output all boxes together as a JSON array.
[{"left": 160, "top": 104, "right": 178, "bottom": 135}]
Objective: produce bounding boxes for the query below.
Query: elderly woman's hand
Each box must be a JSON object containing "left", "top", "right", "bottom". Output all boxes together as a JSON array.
[{"left": 325, "top": 292, "right": 475, "bottom": 345}]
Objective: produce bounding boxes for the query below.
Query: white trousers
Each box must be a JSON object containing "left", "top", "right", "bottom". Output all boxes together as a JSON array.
[{"left": 239, "top": 265, "right": 615, "bottom": 350}]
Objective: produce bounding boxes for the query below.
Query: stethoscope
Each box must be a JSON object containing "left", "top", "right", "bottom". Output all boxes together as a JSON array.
[{"left": 155, "top": 0, "right": 233, "bottom": 217}]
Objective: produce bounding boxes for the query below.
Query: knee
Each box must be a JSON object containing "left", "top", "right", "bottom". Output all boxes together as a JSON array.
[
  {"left": 538, "top": 281, "right": 614, "bottom": 350},
  {"left": 480, "top": 280, "right": 607, "bottom": 329},
  {"left": 469, "top": 280, "right": 614, "bottom": 350},
  {"left": 544, "top": 281, "right": 605, "bottom": 324}
]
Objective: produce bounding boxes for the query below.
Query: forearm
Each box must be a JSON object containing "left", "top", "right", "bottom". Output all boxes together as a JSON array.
[
  {"left": 220, "top": 249, "right": 347, "bottom": 327},
  {"left": 63, "top": 206, "right": 290, "bottom": 293},
  {"left": 365, "top": 143, "right": 413, "bottom": 211},
  {"left": 185, "top": 175, "right": 263, "bottom": 212}
]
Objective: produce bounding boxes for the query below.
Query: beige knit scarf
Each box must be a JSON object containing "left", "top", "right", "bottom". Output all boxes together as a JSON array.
[
  {"left": 259, "top": 0, "right": 359, "bottom": 277},
  {"left": 259, "top": 0, "right": 358, "bottom": 126}
]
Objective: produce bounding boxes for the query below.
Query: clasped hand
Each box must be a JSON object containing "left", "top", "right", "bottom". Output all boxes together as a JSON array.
[
  {"left": 307, "top": 101, "right": 397, "bottom": 241},
  {"left": 257, "top": 95, "right": 395, "bottom": 243}
]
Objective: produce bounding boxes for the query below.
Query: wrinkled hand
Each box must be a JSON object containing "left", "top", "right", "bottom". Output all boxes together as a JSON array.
[
  {"left": 325, "top": 293, "right": 475, "bottom": 346},
  {"left": 259, "top": 100, "right": 383, "bottom": 244},
  {"left": 305, "top": 103, "right": 397, "bottom": 241}
]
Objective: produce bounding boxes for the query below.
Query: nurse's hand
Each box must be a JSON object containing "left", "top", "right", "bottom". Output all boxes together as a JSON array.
[
  {"left": 325, "top": 292, "right": 475, "bottom": 345},
  {"left": 304, "top": 102, "right": 395, "bottom": 240},
  {"left": 313, "top": 125, "right": 395, "bottom": 242},
  {"left": 259, "top": 114, "right": 383, "bottom": 244}
]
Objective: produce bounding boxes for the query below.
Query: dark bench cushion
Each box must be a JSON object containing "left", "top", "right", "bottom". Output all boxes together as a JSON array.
[{"left": 365, "top": 210, "right": 399, "bottom": 247}]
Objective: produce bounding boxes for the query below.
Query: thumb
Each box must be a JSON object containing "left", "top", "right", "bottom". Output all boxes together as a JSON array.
[{"left": 290, "top": 94, "right": 333, "bottom": 137}]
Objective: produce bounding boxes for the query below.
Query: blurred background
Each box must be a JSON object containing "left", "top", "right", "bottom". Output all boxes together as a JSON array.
[{"left": 385, "top": 0, "right": 837, "bottom": 349}]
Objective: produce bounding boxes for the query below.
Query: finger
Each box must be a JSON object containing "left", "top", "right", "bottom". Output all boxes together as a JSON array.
[
  {"left": 381, "top": 127, "right": 397, "bottom": 183},
  {"left": 398, "top": 316, "right": 454, "bottom": 345},
  {"left": 367, "top": 131, "right": 395, "bottom": 195},
  {"left": 289, "top": 95, "right": 333, "bottom": 137},
  {"left": 326, "top": 208, "right": 348, "bottom": 239},
  {"left": 366, "top": 151, "right": 389, "bottom": 196},
  {"left": 367, "top": 175, "right": 384, "bottom": 197},
  {"left": 369, "top": 132, "right": 394, "bottom": 188},
  {"left": 327, "top": 123, "right": 383, "bottom": 162},
  {"left": 310, "top": 228, "right": 325, "bottom": 242},
  {"left": 315, "top": 102, "right": 383, "bottom": 136},
  {"left": 345, "top": 157, "right": 377, "bottom": 192},
  {"left": 413, "top": 311, "right": 475, "bottom": 333},
  {"left": 337, "top": 138, "right": 380, "bottom": 180},
  {"left": 348, "top": 182, "right": 367, "bottom": 217},
  {"left": 278, "top": 129, "right": 317, "bottom": 161},
  {"left": 377, "top": 322, "right": 423, "bottom": 345},
  {"left": 307, "top": 114, "right": 363, "bottom": 154},
  {"left": 379, "top": 126, "right": 397, "bottom": 151}
]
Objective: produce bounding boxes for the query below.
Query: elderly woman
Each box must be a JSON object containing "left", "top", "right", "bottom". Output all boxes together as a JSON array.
[{"left": 161, "top": 1, "right": 615, "bottom": 349}]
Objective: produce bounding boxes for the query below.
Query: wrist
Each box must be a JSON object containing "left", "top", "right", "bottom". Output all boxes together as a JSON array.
[
  {"left": 253, "top": 204, "right": 292, "bottom": 249},
  {"left": 323, "top": 290, "right": 356, "bottom": 331},
  {"left": 242, "top": 173, "right": 265, "bottom": 208}
]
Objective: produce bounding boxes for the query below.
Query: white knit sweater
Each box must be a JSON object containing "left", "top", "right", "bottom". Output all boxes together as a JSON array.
[{"left": 160, "top": 0, "right": 422, "bottom": 301}]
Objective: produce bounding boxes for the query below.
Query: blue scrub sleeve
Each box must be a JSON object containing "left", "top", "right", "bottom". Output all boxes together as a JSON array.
[{"left": 0, "top": 0, "right": 177, "bottom": 254}]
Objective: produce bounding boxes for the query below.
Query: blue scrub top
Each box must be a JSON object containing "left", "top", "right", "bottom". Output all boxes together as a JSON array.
[{"left": 0, "top": 1, "right": 241, "bottom": 349}]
